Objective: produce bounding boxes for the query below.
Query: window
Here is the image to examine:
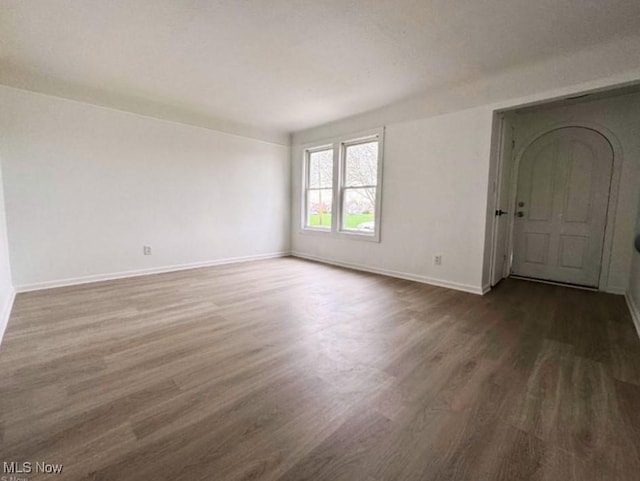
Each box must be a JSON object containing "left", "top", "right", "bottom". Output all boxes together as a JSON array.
[
  {"left": 304, "top": 147, "right": 333, "bottom": 230},
  {"left": 302, "top": 128, "right": 383, "bottom": 241}
]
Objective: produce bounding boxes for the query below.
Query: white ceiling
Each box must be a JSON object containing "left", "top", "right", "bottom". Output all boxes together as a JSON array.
[{"left": 2, "top": 0, "right": 640, "bottom": 139}]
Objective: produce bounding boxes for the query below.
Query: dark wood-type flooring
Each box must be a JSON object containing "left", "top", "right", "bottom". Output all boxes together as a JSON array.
[{"left": 1, "top": 257, "right": 640, "bottom": 480}]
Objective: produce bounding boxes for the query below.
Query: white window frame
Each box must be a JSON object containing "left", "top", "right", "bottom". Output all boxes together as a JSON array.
[
  {"left": 301, "top": 127, "right": 384, "bottom": 242},
  {"left": 302, "top": 144, "right": 334, "bottom": 233}
]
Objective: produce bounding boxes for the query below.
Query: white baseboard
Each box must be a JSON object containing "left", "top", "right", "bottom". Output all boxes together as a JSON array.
[
  {"left": 625, "top": 292, "right": 640, "bottom": 341},
  {"left": 605, "top": 286, "right": 627, "bottom": 295},
  {"left": 15, "top": 251, "right": 291, "bottom": 293},
  {"left": 0, "top": 288, "right": 16, "bottom": 347},
  {"left": 291, "top": 251, "right": 486, "bottom": 295}
]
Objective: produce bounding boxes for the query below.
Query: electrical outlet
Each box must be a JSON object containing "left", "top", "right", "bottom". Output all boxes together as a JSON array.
[
  {"left": 143, "top": 245, "right": 152, "bottom": 256},
  {"left": 434, "top": 255, "right": 442, "bottom": 266}
]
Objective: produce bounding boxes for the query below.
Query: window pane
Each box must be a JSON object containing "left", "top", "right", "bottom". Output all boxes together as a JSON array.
[
  {"left": 308, "top": 149, "right": 333, "bottom": 188},
  {"left": 342, "top": 187, "right": 375, "bottom": 232},
  {"left": 306, "top": 189, "right": 333, "bottom": 228},
  {"left": 345, "top": 141, "right": 378, "bottom": 187}
]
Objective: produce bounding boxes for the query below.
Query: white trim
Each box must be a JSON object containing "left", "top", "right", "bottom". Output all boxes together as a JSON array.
[
  {"left": 605, "top": 286, "right": 627, "bottom": 295},
  {"left": 625, "top": 292, "right": 640, "bottom": 341},
  {"left": 291, "top": 251, "right": 486, "bottom": 295},
  {"left": 509, "top": 276, "right": 625, "bottom": 295},
  {"left": 488, "top": 113, "right": 516, "bottom": 287},
  {"left": 489, "top": 113, "right": 506, "bottom": 286},
  {"left": 509, "top": 275, "right": 599, "bottom": 291},
  {"left": 0, "top": 288, "right": 16, "bottom": 347},
  {"left": 15, "top": 251, "right": 291, "bottom": 293}
]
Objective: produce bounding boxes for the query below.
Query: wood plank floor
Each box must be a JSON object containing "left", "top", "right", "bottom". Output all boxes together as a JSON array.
[{"left": 1, "top": 257, "right": 640, "bottom": 480}]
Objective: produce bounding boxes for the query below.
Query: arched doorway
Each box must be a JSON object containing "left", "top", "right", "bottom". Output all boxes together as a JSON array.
[{"left": 511, "top": 127, "right": 614, "bottom": 287}]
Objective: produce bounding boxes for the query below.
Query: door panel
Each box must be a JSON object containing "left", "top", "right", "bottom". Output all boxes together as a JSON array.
[
  {"left": 512, "top": 127, "right": 612, "bottom": 287},
  {"left": 524, "top": 232, "right": 550, "bottom": 264},
  {"left": 564, "top": 142, "right": 594, "bottom": 223},
  {"left": 527, "top": 143, "right": 556, "bottom": 221},
  {"left": 558, "top": 235, "right": 587, "bottom": 268}
]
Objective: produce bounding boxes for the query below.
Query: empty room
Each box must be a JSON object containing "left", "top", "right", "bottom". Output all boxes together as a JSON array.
[{"left": 1, "top": 1, "right": 640, "bottom": 480}]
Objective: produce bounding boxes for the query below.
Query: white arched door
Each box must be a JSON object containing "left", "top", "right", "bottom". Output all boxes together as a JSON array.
[{"left": 512, "top": 127, "right": 613, "bottom": 287}]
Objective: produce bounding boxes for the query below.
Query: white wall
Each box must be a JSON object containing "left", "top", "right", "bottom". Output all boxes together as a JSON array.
[
  {"left": 0, "top": 86, "right": 291, "bottom": 290},
  {"left": 0, "top": 155, "right": 15, "bottom": 342},
  {"left": 291, "top": 106, "right": 495, "bottom": 294},
  {"left": 510, "top": 92, "right": 640, "bottom": 293},
  {"left": 628, "top": 188, "right": 640, "bottom": 330}
]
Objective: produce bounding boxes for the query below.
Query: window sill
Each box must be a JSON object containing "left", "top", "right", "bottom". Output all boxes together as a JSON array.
[{"left": 299, "top": 227, "right": 381, "bottom": 243}]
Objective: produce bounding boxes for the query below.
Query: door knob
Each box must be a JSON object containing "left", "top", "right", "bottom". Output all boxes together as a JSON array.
[
  {"left": 517, "top": 212, "right": 524, "bottom": 217},
  {"left": 495, "top": 209, "right": 508, "bottom": 216}
]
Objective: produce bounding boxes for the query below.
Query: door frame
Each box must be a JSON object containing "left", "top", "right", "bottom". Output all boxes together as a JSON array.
[
  {"left": 490, "top": 120, "right": 623, "bottom": 292},
  {"left": 488, "top": 114, "right": 513, "bottom": 286}
]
